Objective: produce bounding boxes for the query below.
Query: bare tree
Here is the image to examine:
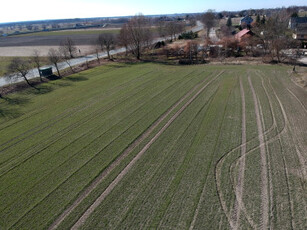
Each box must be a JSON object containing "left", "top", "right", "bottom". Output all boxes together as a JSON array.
[
  {"left": 31, "top": 50, "right": 43, "bottom": 82},
  {"left": 97, "top": 33, "right": 116, "bottom": 60},
  {"left": 254, "top": 14, "right": 291, "bottom": 62},
  {"left": 202, "top": 10, "right": 216, "bottom": 38},
  {"left": 7, "top": 58, "right": 34, "bottom": 87},
  {"left": 184, "top": 41, "right": 199, "bottom": 62},
  {"left": 60, "top": 37, "right": 77, "bottom": 58},
  {"left": 48, "top": 48, "right": 62, "bottom": 77},
  {"left": 119, "top": 24, "right": 129, "bottom": 56},
  {"left": 92, "top": 43, "right": 101, "bottom": 64},
  {"left": 59, "top": 46, "right": 75, "bottom": 73},
  {"left": 123, "top": 14, "right": 153, "bottom": 60},
  {"left": 157, "top": 21, "right": 167, "bottom": 38},
  {"left": 166, "top": 21, "right": 185, "bottom": 40}
]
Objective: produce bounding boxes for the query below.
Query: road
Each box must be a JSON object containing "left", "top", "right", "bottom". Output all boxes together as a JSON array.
[
  {"left": 299, "top": 56, "right": 307, "bottom": 65},
  {"left": 0, "top": 22, "right": 204, "bottom": 88},
  {"left": 209, "top": 28, "right": 219, "bottom": 42}
]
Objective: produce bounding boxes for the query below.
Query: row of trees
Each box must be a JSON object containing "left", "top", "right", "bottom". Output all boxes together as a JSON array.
[{"left": 5, "top": 15, "right": 159, "bottom": 88}]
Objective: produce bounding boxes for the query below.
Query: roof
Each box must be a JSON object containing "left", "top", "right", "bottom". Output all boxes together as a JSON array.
[
  {"left": 291, "top": 17, "right": 307, "bottom": 24},
  {"left": 240, "top": 16, "right": 253, "bottom": 22},
  {"left": 235, "top": 29, "right": 251, "bottom": 39}
]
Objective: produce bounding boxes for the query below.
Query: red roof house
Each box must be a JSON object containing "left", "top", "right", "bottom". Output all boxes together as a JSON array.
[{"left": 235, "top": 29, "right": 253, "bottom": 42}]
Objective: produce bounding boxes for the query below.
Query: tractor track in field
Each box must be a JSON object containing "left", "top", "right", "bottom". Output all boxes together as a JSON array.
[
  {"left": 0, "top": 71, "right": 164, "bottom": 170},
  {"left": 2, "top": 71, "right": 206, "bottom": 221},
  {"left": 0, "top": 67, "right": 144, "bottom": 131},
  {"left": 0, "top": 70, "right": 198, "bottom": 177},
  {"left": 286, "top": 88, "right": 307, "bottom": 114},
  {"left": 231, "top": 77, "right": 247, "bottom": 230},
  {"left": 260, "top": 77, "right": 276, "bottom": 230},
  {"left": 0, "top": 107, "right": 49, "bottom": 131},
  {"left": 0, "top": 71, "right": 154, "bottom": 153},
  {"left": 155, "top": 87, "right": 220, "bottom": 230},
  {"left": 1, "top": 82, "right": 184, "bottom": 204},
  {"left": 117, "top": 84, "right": 220, "bottom": 230},
  {"left": 266, "top": 72, "right": 306, "bottom": 199},
  {"left": 215, "top": 72, "right": 285, "bottom": 230},
  {"left": 189, "top": 74, "right": 233, "bottom": 230},
  {"left": 231, "top": 76, "right": 277, "bottom": 229},
  {"left": 61, "top": 71, "right": 224, "bottom": 230},
  {"left": 248, "top": 76, "right": 269, "bottom": 230},
  {"left": 3, "top": 72, "right": 208, "bottom": 217},
  {"left": 268, "top": 77, "right": 295, "bottom": 229}
]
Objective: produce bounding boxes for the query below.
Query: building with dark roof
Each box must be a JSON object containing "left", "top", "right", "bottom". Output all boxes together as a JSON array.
[{"left": 289, "top": 17, "right": 307, "bottom": 29}]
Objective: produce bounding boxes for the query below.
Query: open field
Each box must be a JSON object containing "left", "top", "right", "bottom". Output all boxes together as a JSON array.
[
  {"left": 0, "top": 34, "right": 106, "bottom": 47},
  {"left": 0, "top": 45, "right": 95, "bottom": 57},
  {"left": 10, "top": 29, "right": 121, "bottom": 37},
  {"left": 0, "top": 63, "right": 306, "bottom": 229}
]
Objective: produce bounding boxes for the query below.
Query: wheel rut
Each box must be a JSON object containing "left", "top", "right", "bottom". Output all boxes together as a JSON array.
[
  {"left": 248, "top": 76, "right": 269, "bottom": 230},
  {"left": 49, "top": 71, "right": 224, "bottom": 230}
]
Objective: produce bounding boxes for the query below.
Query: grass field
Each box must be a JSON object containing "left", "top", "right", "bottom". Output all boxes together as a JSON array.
[{"left": 0, "top": 63, "right": 306, "bottom": 229}]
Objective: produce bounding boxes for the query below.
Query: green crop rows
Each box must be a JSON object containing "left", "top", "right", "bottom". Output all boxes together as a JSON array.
[{"left": 0, "top": 63, "right": 306, "bottom": 229}]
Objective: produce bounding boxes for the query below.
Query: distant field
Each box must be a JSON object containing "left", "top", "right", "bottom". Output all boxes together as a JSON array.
[
  {"left": 11, "top": 29, "right": 120, "bottom": 37},
  {"left": 0, "top": 29, "right": 120, "bottom": 48},
  {"left": 0, "top": 63, "right": 306, "bottom": 229}
]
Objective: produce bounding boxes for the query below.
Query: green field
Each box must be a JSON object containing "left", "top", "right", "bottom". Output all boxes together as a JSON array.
[{"left": 0, "top": 63, "right": 306, "bottom": 229}]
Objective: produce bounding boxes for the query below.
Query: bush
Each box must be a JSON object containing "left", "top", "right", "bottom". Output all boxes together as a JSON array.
[{"left": 178, "top": 31, "right": 198, "bottom": 40}]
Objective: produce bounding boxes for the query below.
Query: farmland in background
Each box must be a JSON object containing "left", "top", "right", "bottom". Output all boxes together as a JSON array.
[
  {"left": 9, "top": 29, "right": 121, "bottom": 37},
  {"left": 0, "top": 63, "right": 306, "bottom": 229}
]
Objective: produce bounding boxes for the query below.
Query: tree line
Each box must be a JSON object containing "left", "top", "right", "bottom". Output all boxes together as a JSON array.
[{"left": 5, "top": 14, "right": 187, "bottom": 89}]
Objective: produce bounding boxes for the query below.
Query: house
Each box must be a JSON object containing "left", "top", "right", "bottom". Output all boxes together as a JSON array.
[
  {"left": 240, "top": 16, "right": 253, "bottom": 26},
  {"left": 235, "top": 29, "right": 253, "bottom": 42},
  {"left": 288, "top": 17, "right": 307, "bottom": 30},
  {"left": 292, "top": 24, "right": 307, "bottom": 48}
]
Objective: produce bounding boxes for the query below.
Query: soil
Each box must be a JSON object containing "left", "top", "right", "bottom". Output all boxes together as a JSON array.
[
  {"left": 0, "top": 45, "right": 94, "bottom": 57},
  {"left": 0, "top": 34, "right": 99, "bottom": 47}
]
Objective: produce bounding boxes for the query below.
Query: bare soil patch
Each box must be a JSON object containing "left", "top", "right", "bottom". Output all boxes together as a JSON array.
[{"left": 0, "top": 45, "right": 94, "bottom": 57}]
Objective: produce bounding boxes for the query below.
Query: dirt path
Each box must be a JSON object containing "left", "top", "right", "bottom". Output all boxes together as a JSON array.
[
  {"left": 232, "top": 78, "right": 247, "bottom": 230},
  {"left": 248, "top": 76, "right": 269, "bottom": 230},
  {"left": 49, "top": 71, "right": 223, "bottom": 230}
]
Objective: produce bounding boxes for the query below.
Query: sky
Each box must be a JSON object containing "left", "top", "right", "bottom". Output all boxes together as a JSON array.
[{"left": 1, "top": 0, "right": 306, "bottom": 23}]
